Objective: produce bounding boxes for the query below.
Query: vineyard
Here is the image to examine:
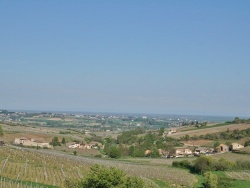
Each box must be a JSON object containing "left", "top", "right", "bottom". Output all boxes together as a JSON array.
[
  {"left": 225, "top": 171, "right": 250, "bottom": 180},
  {"left": 0, "top": 147, "right": 90, "bottom": 188},
  {"left": 0, "top": 146, "right": 196, "bottom": 187}
]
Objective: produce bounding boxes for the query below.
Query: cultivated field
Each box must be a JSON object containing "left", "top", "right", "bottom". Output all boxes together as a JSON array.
[
  {"left": 211, "top": 152, "right": 250, "bottom": 162},
  {"left": 225, "top": 171, "right": 250, "bottom": 180},
  {"left": 0, "top": 146, "right": 196, "bottom": 188},
  {"left": 169, "top": 124, "right": 250, "bottom": 139}
]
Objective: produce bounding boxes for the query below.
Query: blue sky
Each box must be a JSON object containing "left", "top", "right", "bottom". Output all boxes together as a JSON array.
[{"left": 0, "top": 1, "right": 250, "bottom": 116}]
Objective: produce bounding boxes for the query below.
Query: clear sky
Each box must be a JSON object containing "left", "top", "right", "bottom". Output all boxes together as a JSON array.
[{"left": 1, "top": 1, "right": 250, "bottom": 116}]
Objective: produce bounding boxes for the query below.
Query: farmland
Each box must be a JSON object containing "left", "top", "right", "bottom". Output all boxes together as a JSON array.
[
  {"left": 0, "top": 146, "right": 196, "bottom": 188},
  {"left": 1, "top": 110, "right": 250, "bottom": 187},
  {"left": 169, "top": 123, "right": 250, "bottom": 139}
]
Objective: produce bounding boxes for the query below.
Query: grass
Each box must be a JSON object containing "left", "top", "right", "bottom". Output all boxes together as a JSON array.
[
  {"left": 153, "top": 179, "right": 170, "bottom": 188},
  {"left": 213, "top": 171, "right": 250, "bottom": 188},
  {"left": 231, "top": 180, "right": 250, "bottom": 187},
  {"left": 193, "top": 174, "right": 204, "bottom": 188}
]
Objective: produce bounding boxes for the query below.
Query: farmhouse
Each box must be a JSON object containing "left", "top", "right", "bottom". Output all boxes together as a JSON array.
[
  {"left": 67, "top": 142, "right": 100, "bottom": 149},
  {"left": 217, "top": 144, "right": 229, "bottom": 153},
  {"left": 194, "top": 147, "right": 214, "bottom": 155},
  {"left": 14, "top": 138, "right": 52, "bottom": 148},
  {"left": 175, "top": 148, "right": 193, "bottom": 157},
  {"left": 230, "top": 143, "right": 244, "bottom": 151},
  {"left": 68, "top": 143, "right": 81, "bottom": 148},
  {"left": 167, "top": 128, "right": 177, "bottom": 135}
]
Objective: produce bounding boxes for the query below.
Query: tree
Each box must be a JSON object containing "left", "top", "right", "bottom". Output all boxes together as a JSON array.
[
  {"left": 50, "top": 137, "right": 61, "bottom": 146},
  {"left": 0, "top": 125, "right": 3, "bottom": 136},
  {"left": 184, "top": 134, "right": 190, "bottom": 141},
  {"left": 213, "top": 141, "right": 220, "bottom": 148},
  {"left": 61, "top": 137, "right": 66, "bottom": 145},
  {"left": 158, "top": 127, "right": 164, "bottom": 136},
  {"left": 109, "top": 146, "right": 121, "bottom": 158},
  {"left": 73, "top": 151, "right": 77, "bottom": 156},
  {"left": 204, "top": 171, "right": 218, "bottom": 188},
  {"left": 244, "top": 140, "right": 250, "bottom": 147},
  {"left": 65, "top": 164, "right": 144, "bottom": 188},
  {"left": 193, "top": 156, "right": 215, "bottom": 174}
]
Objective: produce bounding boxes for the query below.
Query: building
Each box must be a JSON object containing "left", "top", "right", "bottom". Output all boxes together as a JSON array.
[
  {"left": 217, "top": 144, "right": 229, "bottom": 153},
  {"left": 14, "top": 138, "right": 52, "bottom": 148},
  {"left": 194, "top": 147, "right": 214, "bottom": 155},
  {"left": 68, "top": 143, "right": 81, "bottom": 149},
  {"left": 175, "top": 148, "right": 193, "bottom": 157},
  {"left": 230, "top": 143, "right": 244, "bottom": 151}
]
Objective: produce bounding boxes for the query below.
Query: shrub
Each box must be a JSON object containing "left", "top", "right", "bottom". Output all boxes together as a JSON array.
[
  {"left": 193, "top": 156, "right": 215, "bottom": 174},
  {"left": 172, "top": 160, "right": 191, "bottom": 169},
  {"left": 65, "top": 164, "right": 144, "bottom": 188},
  {"left": 204, "top": 171, "right": 218, "bottom": 188}
]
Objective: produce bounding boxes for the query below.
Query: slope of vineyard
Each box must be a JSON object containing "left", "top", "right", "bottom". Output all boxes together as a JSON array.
[{"left": 0, "top": 146, "right": 196, "bottom": 187}]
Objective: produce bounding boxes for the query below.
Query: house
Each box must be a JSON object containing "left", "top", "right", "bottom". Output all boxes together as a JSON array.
[
  {"left": 217, "top": 144, "right": 229, "bottom": 153},
  {"left": 194, "top": 147, "right": 214, "bottom": 155},
  {"left": 14, "top": 138, "right": 52, "bottom": 148},
  {"left": 167, "top": 128, "right": 177, "bottom": 135},
  {"left": 230, "top": 143, "right": 244, "bottom": 151},
  {"left": 68, "top": 143, "right": 81, "bottom": 149},
  {"left": 158, "top": 149, "right": 168, "bottom": 156},
  {"left": 81, "top": 144, "right": 93, "bottom": 149},
  {"left": 175, "top": 148, "right": 193, "bottom": 157}
]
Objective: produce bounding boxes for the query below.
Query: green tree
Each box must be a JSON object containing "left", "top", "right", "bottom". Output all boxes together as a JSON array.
[
  {"left": 193, "top": 156, "right": 215, "bottom": 174},
  {"left": 204, "top": 171, "right": 218, "bottom": 188},
  {"left": 61, "top": 137, "right": 66, "bottom": 145},
  {"left": 148, "top": 147, "right": 160, "bottom": 158},
  {"left": 244, "top": 139, "right": 250, "bottom": 147},
  {"left": 0, "top": 125, "right": 3, "bottom": 136},
  {"left": 213, "top": 141, "right": 220, "bottom": 148},
  {"left": 109, "top": 146, "right": 121, "bottom": 158},
  {"left": 50, "top": 137, "right": 61, "bottom": 146},
  {"left": 184, "top": 134, "right": 190, "bottom": 141},
  {"left": 65, "top": 164, "right": 144, "bottom": 188},
  {"left": 73, "top": 151, "right": 77, "bottom": 156},
  {"left": 158, "top": 127, "right": 164, "bottom": 136}
]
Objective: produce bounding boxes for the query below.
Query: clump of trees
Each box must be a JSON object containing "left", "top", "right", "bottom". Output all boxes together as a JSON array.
[
  {"left": 231, "top": 117, "right": 250, "bottom": 124},
  {"left": 64, "top": 164, "right": 144, "bottom": 188},
  {"left": 102, "top": 128, "right": 181, "bottom": 158},
  {"left": 173, "top": 156, "right": 250, "bottom": 188},
  {"left": 50, "top": 137, "right": 61, "bottom": 146},
  {"left": 173, "top": 156, "right": 250, "bottom": 174}
]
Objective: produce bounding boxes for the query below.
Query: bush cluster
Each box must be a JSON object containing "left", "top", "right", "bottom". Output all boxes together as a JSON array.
[
  {"left": 65, "top": 164, "right": 144, "bottom": 188},
  {"left": 173, "top": 156, "right": 250, "bottom": 174}
]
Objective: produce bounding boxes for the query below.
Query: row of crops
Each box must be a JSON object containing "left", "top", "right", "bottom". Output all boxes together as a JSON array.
[
  {"left": 0, "top": 146, "right": 196, "bottom": 187},
  {"left": 0, "top": 147, "right": 91, "bottom": 187}
]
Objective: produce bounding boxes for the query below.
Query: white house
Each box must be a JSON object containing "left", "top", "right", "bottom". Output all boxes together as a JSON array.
[
  {"left": 14, "top": 138, "right": 52, "bottom": 148},
  {"left": 230, "top": 143, "right": 244, "bottom": 151}
]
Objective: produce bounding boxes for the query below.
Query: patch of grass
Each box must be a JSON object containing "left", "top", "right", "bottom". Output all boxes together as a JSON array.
[
  {"left": 213, "top": 171, "right": 250, "bottom": 188},
  {"left": 231, "top": 180, "right": 250, "bottom": 187},
  {"left": 193, "top": 174, "right": 204, "bottom": 188},
  {"left": 152, "top": 179, "right": 170, "bottom": 187}
]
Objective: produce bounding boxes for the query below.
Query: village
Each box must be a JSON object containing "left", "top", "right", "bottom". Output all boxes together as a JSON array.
[{"left": 13, "top": 136, "right": 245, "bottom": 159}]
